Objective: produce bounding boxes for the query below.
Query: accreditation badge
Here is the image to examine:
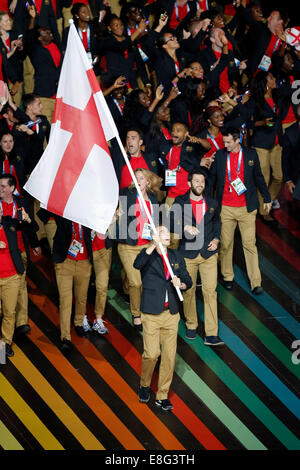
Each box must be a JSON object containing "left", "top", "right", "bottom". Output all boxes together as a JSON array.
[
  {"left": 142, "top": 222, "right": 152, "bottom": 240},
  {"left": 165, "top": 169, "right": 177, "bottom": 187},
  {"left": 258, "top": 55, "right": 272, "bottom": 72},
  {"left": 231, "top": 177, "right": 247, "bottom": 196},
  {"left": 68, "top": 239, "right": 83, "bottom": 258}
]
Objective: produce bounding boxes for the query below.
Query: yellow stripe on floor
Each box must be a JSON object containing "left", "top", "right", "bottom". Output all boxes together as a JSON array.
[
  {"left": 0, "top": 374, "right": 63, "bottom": 450},
  {"left": 10, "top": 346, "right": 105, "bottom": 450},
  {"left": 0, "top": 419, "right": 24, "bottom": 450}
]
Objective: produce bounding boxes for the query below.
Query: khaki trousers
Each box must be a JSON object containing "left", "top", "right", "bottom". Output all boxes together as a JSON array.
[
  {"left": 220, "top": 205, "right": 261, "bottom": 290},
  {"left": 0, "top": 274, "right": 21, "bottom": 345},
  {"left": 23, "top": 56, "right": 34, "bottom": 95},
  {"left": 44, "top": 219, "right": 57, "bottom": 253},
  {"left": 141, "top": 310, "right": 180, "bottom": 400},
  {"left": 255, "top": 145, "right": 283, "bottom": 215},
  {"left": 55, "top": 258, "right": 92, "bottom": 340},
  {"left": 15, "top": 252, "right": 28, "bottom": 328},
  {"left": 62, "top": 7, "right": 73, "bottom": 30},
  {"left": 33, "top": 198, "right": 47, "bottom": 241},
  {"left": 118, "top": 243, "right": 150, "bottom": 318},
  {"left": 93, "top": 247, "right": 112, "bottom": 317},
  {"left": 39, "top": 97, "right": 55, "bottom": 126},
  {"left": 183, "top": 253, "right": 218, "bottom": 335}
]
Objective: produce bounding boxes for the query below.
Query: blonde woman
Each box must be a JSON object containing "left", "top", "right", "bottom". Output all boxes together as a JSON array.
[{"left": 117, "top": 168, "right": 162, "bottom": 330}]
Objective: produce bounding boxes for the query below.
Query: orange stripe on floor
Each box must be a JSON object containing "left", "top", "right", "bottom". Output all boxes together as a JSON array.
[
  {"left": 27, "top": 318, "right": 145, "bottom": 450},
  {"left": 0, "top": 374, "right": 64, "bottom": 450},
  {"left": 10, "top": 347, "right": 104, "bottom": 450}
]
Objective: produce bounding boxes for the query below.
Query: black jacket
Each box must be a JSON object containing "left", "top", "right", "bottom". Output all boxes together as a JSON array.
[
  {"left": 134, "top": 247, "right": 192, "bottom": 315},
  {"left": 14, "top": 0, "right": 60, "bottom": 44},
  {"left": 0, "top": 195, "right": 39, "bottom": 273},
  {"left": 52, "top": 216, "right": 93, "bottom": 264},
  {"left": 171, "top": 192, "right": 221, "bottom": 259},
  {"left": 0, "top": 30, "right": 27, "bottom": 84},
  {"left": 0, "top": 216, "right": 25, "bottom": 275},
  {"left": 282, "top": 121, "right": 300, "bottom": 184},
  {"left": 28, "top": 40, "right": 63, "bottom": 99},
  {"left": 245, "top": 97, "right": 283, "bottom": 150},
  {"left": 198, "top": 45, "right": 237, "bottom": 90},
  {"left": 208, "top": 146, "right": 271, "bottom": 212},
  {"left": 159, "top": 139, "right": 204, "bottom": 174}
]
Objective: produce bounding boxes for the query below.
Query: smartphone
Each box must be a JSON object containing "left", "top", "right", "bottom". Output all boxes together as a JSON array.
[{"left": 17, "top": 208, "right": 23, "bottom": 221}]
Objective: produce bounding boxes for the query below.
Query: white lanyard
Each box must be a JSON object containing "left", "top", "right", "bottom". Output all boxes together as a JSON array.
[
  {"left": 72, "top": 222, "right": 83, "bottom": 241},
  {"left": 168, "top": 146, "right": 181, "bottom": 170},
  {"left": 196, "top": 0, "right": 208, "bottom": 10},
  {"left": 227, "top": 149, "right": 243, "bottom": 182},
  {"left": 2, "top": 33, "right": 10, "bottom": 52},
  {"left": 112, "top": 97, "right": 125, "bottom": 115},
  {"left": 174, "top": 1, "right": 190, "bottom": 22},
  {"left": 137, "top": 195, "right": 153, "bottom": 221},
  {"left": 78, "top": 26, "right": 90, "bottom": 51},
  {"left": 207, "top": 130, "right": 220, "bottom": 151},
  {"left": 0, "top": 199, "right": 17, "bottom": 219}
]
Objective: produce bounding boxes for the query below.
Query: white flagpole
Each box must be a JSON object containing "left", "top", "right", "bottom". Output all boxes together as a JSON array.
[{"left": 115, "top": 134, "right": 183, "bottom": 302}]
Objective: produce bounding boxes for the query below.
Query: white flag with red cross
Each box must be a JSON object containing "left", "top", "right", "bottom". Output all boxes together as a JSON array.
[{"left": 24, "top": 21, "right": 119, "bottom": 233}]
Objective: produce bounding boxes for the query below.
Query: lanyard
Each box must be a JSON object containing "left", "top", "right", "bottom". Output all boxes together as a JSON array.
[
  {"left": 0, "top": 199, "right": 17, "bottom": 219},
  {"left": 137, "top": 195, "right": 153, "bottom": 220},
  {"left": 2, "top": 33, "right": 10, "bottom": 52},
  {"left": 227, "top": 149, "right": 243, "bottom": 183},
  {"left": 196, "top": 0, "right": 208, "bottom": 10},
  {"left": 72, "top": 222, "right": 83, "bottom": 241},
  {"left": 194, "top": 197, "right": 207, "bottom": 219},
  {"left": 168, "top": 146, "right": 181, "bottom": 170},
  {"left": 2, "top": 162, "right": 13, "bottom": 175},
  {"left": 272, "top": 38, "right": 281, "bottom": 55},
  {"left": 174, "top": 0, "right": 190, "bottom": 22},
  {"left": 78, "top": 26, "right": 90, "bottom": 52},
  {"left": 174, "top": 61, "right": 179, "bottom": 74},
  {"left": 207, "top": 130, "right": 220, "bottom": 151},
  {"left": 112, "top": 97, "right": 125, "bottom": 115}
]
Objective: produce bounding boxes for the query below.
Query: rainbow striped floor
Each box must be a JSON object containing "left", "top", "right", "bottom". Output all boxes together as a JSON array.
[{"left": 0, "top": 196, "right": 300, "bottom": 451}]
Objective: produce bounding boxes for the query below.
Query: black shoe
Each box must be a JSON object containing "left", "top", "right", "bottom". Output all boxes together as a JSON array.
[
  {"left": 222, "top": 280, "right": 233, "bottom": 290},
  {"left": 138, "top": 386, "right": 150, "bottom": 403},
  {"left": 14, "top": 324, "right": 31, "bottom": 339},
  {"left": 204, "top": 336, "right": 225, "bottom": 346},
  {"left": 155, "top": 398, "right": 173, "bottom": 411},
  {"left": 5, "top": 343, "right": 14, "bottom": 357},
  {"left": 61, "top": 339, "right": 72, "bottom": 351},
  {"left": 252, "top": 286, "right": 264, "bottom": 295},
  {"left": 74, "top": 325, "right": 86, "bottom": 337}
]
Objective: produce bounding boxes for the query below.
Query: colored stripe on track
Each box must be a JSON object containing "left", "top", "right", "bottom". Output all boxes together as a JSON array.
[
  {"left": 217, "top": 285, "right": 300, "bottom": 381},
  {"left": 256, "top": 219, "right": 300, "bottom": 272},
  {"left": 0, "top": 374, "right": 64, "bottom": 450},
  {"left": 9, "top": 347, "right": 104, "bottom": 450},
  {"left": 234, "top": 264, "right": 300, "bottom": 338},
  {"left": 0, "top": 420, "right": 24, "bottom": 450}
]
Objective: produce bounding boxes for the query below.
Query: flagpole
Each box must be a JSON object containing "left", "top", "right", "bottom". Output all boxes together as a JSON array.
[{"left": 115, "top": 134, "right": 183, "bottom": 302}]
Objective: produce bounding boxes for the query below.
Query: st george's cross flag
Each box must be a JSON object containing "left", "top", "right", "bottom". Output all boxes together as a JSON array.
[{"left": 24, "top": 21, "right": 119, "bottom": 234}]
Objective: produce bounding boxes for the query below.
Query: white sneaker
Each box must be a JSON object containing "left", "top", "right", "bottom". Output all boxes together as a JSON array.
[
  {"left": 92, "top": 318, "right": 108, "bottom": 335},
  {"left": 272, "top": 199, "right": 280, "bottom": 209},
  {"left": 82, "top": 315, "right": 92, "bottom": 332}
]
